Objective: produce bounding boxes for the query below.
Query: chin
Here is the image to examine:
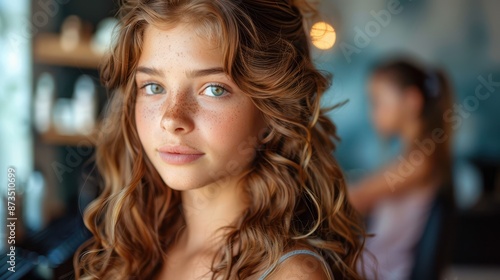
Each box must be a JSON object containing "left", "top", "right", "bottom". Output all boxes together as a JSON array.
[
  {"left": 161, "top": 179, "right": 202, "bottom": 191},
  {"left": 159, "top": 173, "right": 214, "bottom": 192}
]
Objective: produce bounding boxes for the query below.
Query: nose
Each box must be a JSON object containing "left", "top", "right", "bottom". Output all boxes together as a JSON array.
[{"left": 160, "top": 90, "right": 196, "bottom": 134}]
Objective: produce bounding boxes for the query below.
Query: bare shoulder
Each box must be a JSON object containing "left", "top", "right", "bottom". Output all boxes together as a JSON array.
[{"left": 266, "top": 252, "right": 330, "bottom": 280}]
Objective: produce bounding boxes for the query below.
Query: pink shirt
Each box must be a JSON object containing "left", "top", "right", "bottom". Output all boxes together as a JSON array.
[{"left": 360, "top": 185, "right": 437, "bottom": 280}]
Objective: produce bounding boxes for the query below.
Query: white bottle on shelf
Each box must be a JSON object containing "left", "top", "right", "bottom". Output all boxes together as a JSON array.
[
  {"left": 91, "top": 17, "right": 120, "bottom": 55},
  {"left": 24, "top": 171, "right": 46, "bottom": 232},
  {"left": 34, "top": 72, "right": 55, "bottom": 133},
  {"left": 53, "top": 98, "right": 75, "bottom": 135},
  {"left": 73, "top": 75, "right": 96, "bottom": 135},
  {"left": 60, "top": 15, "right": 82, "bottom": 52}
]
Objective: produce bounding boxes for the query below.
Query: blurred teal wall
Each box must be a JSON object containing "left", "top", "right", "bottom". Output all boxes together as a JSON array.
[
  {"left": 311, "top": 0, "right": 500, "bottom": 208},
  {"left": 313, "top": 0, "right": 500, "bottom": 172}
]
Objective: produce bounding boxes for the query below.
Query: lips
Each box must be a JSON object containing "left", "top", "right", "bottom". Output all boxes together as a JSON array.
[{"left": 157, "top": 145, "right": 204, "bottom": 165}]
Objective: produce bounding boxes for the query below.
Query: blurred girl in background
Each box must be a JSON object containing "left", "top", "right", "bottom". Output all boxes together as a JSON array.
[
  {"left": 75, "top": 0, "right": 366, "bottom": 279},
  {"left": 349, "top": 59, "right": 453, "bottom": 280}
]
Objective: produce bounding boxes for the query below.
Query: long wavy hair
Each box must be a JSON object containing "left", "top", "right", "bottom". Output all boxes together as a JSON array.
[{"left": 74, "top": 0, "right": 366, "bottom": 279}]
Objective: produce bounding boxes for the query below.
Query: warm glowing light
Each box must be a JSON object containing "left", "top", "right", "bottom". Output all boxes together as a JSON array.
[{"left": 310, "top": 21, "right": 336, "bottom": 50}]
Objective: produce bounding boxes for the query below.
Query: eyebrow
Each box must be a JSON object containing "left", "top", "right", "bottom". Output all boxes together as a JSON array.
[
  {"left": 135, "top": 66, "right": 225, "bottom": 78},
  {"left": 136, "top": 66, "right": 164, "bottom": 77},
  {"left": 187, "top": 67, "right": 225, "bottom": 78}
]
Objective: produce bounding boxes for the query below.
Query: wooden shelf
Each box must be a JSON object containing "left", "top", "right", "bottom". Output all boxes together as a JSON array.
[
  {"left": 34, "top": 33, "right": 103, "bottom": 69},
  {"left": 40, "top": 127, "right": 97, "bottom": 146}
]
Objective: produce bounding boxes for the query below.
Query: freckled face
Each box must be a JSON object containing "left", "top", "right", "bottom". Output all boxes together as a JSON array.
[{"left": 134, "top": 24, "right": 265, "bottom": 190}]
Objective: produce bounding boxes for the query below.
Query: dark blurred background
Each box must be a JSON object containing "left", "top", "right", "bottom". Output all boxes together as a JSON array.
[{"left": 0, "top": 0, "right": 499, "bottom": 279}]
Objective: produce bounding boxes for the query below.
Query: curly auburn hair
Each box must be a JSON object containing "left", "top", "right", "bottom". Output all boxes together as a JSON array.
[{"left": 74, "top": 0, "right": 366, "bottom": 279}]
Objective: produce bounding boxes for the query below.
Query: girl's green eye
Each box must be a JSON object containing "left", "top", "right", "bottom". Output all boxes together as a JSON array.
[
  {"left": 204, "top": 85, "right": 228, "bottom": 97},
  {"left": 144, "top": 83, "right": 164, "bottom": 95}
]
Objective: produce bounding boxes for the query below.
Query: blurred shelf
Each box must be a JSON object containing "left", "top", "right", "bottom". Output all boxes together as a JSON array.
[
  {"left": 40, "top": 127, "right": 96, "bottom": 146},
  {"left": 34, "top": 33, "right": 103, "bottom": 69}
]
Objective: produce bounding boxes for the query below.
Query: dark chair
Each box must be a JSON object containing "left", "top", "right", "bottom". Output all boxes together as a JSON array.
[{"left": 410, "top": 184, "right": 456, "bottom": 280}]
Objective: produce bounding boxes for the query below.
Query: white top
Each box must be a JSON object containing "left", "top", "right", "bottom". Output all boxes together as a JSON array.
[
  {"left": 258, "top": 249, "right": 334, "bottom": 279},
  {"left": 359, "top": 185, "right": 436, "bottom": 280}
]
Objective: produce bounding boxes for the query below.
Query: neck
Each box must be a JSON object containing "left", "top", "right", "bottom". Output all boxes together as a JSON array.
[{"left": 178, "top": 177, "right": 248, "bottom": 254}]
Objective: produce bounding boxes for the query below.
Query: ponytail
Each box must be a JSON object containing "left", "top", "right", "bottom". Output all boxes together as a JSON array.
[{"left": 373, "top": 59, "right": 454, "bottom": 181}]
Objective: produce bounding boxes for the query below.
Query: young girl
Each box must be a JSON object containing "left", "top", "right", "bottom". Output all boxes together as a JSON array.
[
  {"left": 349, "top": 59, "right": 453, "bottom": 279},
  {"left": 75, "top": 0, "right": 365, "bottom": 279}
]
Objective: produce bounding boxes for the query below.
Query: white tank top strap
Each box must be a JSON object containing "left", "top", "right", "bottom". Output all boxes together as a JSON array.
[{"left": 258, "top": 249, "right": 334, "bottom": 280}]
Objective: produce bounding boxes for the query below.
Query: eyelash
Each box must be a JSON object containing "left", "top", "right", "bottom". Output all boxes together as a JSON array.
[
  {"left": 138, "top": 82, "right": 161, "bottom": 95},
  {"left": 137, "top": 82, "right": 231, "bottom": 97},
  {"left": 204, "top": 83, "right": 231, "bottom": 98}
]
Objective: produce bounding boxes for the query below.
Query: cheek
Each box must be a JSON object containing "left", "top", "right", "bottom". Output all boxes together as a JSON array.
[
  {"left": 202, "top": 109, "right": 244, "bottom": 145},
  {"left": 135, "top": 100, "right": 163, "bottom": 145},
  {"left": 374, "top": 103, "right": 403, "bottom": 132},
  {"left": 199, "top": 102, "right": 261, "bottom": 159}
]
